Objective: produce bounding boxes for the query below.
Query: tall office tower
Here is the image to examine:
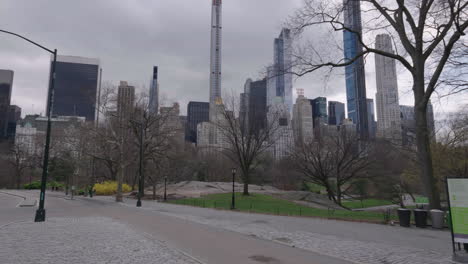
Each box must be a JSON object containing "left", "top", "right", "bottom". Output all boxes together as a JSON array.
[
  {"left": 149, "top": 66, "right": 159, "bottom": 114},
  {"left": 375, "top": 34, "right": 402, "bottom": 140},
  {"left": 400, "top": 102, "right": 436, "bottom": 146},
  {"left": 117, "top": 81, "right": 135, "bottom": 120},
  {"left": 328, "top": 101, "right": 346, "bottom": 125},
  {"left": 209, "top": 0, "right": 223, "bottom": 121},
  {"left": 268, "top": 101, "right": 293, "bottom": 160},
  {"left": 187, "top": 101, "right": 209, "bottom": 143},
  {"left": 309, "top": 97, "right": 328, "bottom": 127},
  {"left": 249, "top": 79, "right": 267, "bottom": 133},
  {"left": 267, "top": 28, "right": 293, "bottom": 114},
  {"left": 7, "top": 105, "right": 21, "bottom": 139},
  {"left": 47, "top": 56, "right": 100, "bottom": 121},
  {"left": 0, "top": 70, "right": 13, "bottom": 139},
  {"left": 367, "top": 98, "right": 376, "bottom": 138},
  {"left": 343, "top": 0, "right": 369, "bottom": 139},
  {"left": 292, "top": 92, "right": 314, "bottom": 146}
]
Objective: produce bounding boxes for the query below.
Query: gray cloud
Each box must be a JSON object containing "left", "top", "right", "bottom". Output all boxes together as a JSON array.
[{"left": 1, "top": 0, "right": 464, "bottom": 119}]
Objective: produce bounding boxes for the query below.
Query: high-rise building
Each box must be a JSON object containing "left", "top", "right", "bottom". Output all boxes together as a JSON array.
[
  {"left": 0, "top": 70, "right": 13, "bottom": 139},
  {"left": 268, "top": 101, "right": 293, "bottom": 160},
  {"left": 7, "top": 105, "right": 21, "bottom": 140},
  {"left": 367, "top": 98, "right": 376, "bottom": 138},
  {"left": 267, "top": 28, "right": 293, "bottom": 114},
  {"left": 328, "top": 101, "right": 345, "bottom": 125},
  {"left": 292, "top": 94, "right": 314, "bottom": 145},
  {"left": 309, "top": 97, "right": 328, "bottom": 127},
  {"left": 47, "top": 56, "right": 100, "bottom": 121},
  {"left": 343, "top": 0, "right": 369, "bottom": 139},
  {"left": 187, "top": 101, "right": 209, "bottom": 143},
  {"left": 117, "top": 81, "right": 135, "bottom": 120},
  {"left": 149, "top": 66, "right": 159, "bottom": 114},
  {"left": 400, "top": 102, "right": 436, "bottom": 146},
  {"left": 375, "top": 34, "right": 402, "bottom": 141},
  {"left": 249, "top": 79, "right": 267, "bottom": 133},
  {"left": 209, "top": 0, "right": 223, "bottom": 121}
]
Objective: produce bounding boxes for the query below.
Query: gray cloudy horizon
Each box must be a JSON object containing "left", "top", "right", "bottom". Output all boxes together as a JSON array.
[{"left": 0, "top": 0, "right": 465, "bottom": 120}]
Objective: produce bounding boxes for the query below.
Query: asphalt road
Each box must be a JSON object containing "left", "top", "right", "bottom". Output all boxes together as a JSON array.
[{"left": 0, "top": 191, "right": 351, "bottom": 264}]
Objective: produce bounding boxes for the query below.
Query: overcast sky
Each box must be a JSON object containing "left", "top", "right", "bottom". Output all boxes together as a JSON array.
[{"left": 0, "top": 0, "right": 465, "bottom": 119}]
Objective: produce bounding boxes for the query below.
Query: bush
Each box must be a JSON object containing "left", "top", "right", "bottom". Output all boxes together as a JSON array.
[
  {"left": 93, "top": 181, "right": 132, "bottom": 195},
  {"left": 24, "top": 181, "right": 42, "bottom": 189}
]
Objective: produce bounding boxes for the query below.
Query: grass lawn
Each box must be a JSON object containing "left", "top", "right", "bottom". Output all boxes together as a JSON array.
[
  {"left": 342, "top": 199, "right": 394, "bottom": 209},
  {"left": 169, "top": 193, "right": 394, "bottom": 223}
]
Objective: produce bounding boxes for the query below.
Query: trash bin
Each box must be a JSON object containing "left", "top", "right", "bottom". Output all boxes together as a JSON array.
[
  {"left": 430, "top": 209, "right": 445, "bottom": 229},
  {"left": 414, "top": 209, "right": 428, "bottom": 228},
  {"left": 398, "top": 208, "right": 411, "bottom": 227}
]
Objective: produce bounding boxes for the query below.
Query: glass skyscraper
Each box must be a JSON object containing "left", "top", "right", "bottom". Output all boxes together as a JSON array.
[
  {"left": 47, "top": 56, "right": 99, "bottom": 121},
  {"left": 0, "top": 69, "right": 13, "bottom": 139},
  {"left": 309, "top": 97, "right": 328, "bottom": 127},
  {"left": 149, "top": 66, "right": 159, "bottom": 114},
  {"left": 187, "top": 102, "right": 209, "bottom": 143},
  {"left": 343, "top": 0, "right": 369, "bottom": 139},
  {"left": 328, "top": 101, "right": 345, "bottom": 125}
]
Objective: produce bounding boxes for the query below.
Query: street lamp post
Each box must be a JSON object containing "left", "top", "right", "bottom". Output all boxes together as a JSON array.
[
  {"left": 133, "top": 121, "right": 144, "bottom": 207},
  {"left": 0, "top": 29, "right": 58, "bottom": 222},
  {"left": 164, "top": 176, "right": 167, "bottom": 201},
  {"left": 231, "top": 168, "right": 237, "bottom": 210}
]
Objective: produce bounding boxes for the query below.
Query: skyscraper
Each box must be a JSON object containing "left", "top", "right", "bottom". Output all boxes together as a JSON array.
[
  {"left": 47, "top": 56, "right": 100, "bottom": 121},
  {"left": 117, "top": 81, "right": 135, "bottom": 120},
  {"left": 343, "top": 0, "right": 369, "bottom": 139},
  {"left": 375, "top": 34, "right": 402, "bottom": 141},
  {"left": 249, "top": 79, "right": 267, "bottom": 133},
  {"left": 267, "top": 28, "right": 293, "bottom": 114},
  {"left": 209, "top": 0, "right": 223, "bottom": 121},
  {"left": 328, "top": 101, "right": 345, "bottom": 125},
  {"left": 187, "top": 101, "right": 209, "bottom": 143},
  {"left": 7, "top": 105, "right": 21, "bottom": 140},
  {"left": 292, "top": 93, "right": 314, "bottom": 146},
  {"left": 309, "top": 97, "right": 328, "bottom": 127},
  {"left": 0, "top": 70, "right": 13, "bottom": 139},
  {"left": 149, "top": 66, "right": 159, "bottom": 114},
  {"left": 367, "top": 98, "right": 376, "bottom": 138},
  {"left": 400, "top": 102, "right": 436, "bottom": 146}
]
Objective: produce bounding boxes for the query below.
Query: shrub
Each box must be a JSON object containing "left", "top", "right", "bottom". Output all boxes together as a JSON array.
[
  {"left": 93, "top": 181, "right": 131, "bottom": 195},
  {"left": 24, "top": 181, "right": 42, "bottom": 189}
]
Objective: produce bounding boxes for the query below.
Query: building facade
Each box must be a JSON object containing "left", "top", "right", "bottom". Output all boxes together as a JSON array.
[
  {"left": 375, "top": 34, "right": 402, "bottom": 141},
  {"left": 267, "top": 29, "right": 293, "bottom": 115},
  {"left": 149, "top": 66, "right": 159, "bottom": 115},
  {"left": 0, "top": 69, "right": 13, "bottom": 139},
  {"left": 209, "top": 0, "right": 223, "bottom": 121},
  {"left": 248, "top": 78, "right": 267, "bottom": 134},
  {"left": 328, "top": 101, "right": 345, "bottom": 125},
  {"left": 310, "top": 97, "right": 328, "bottom": 127},
  {"left": 187, "top": 101, "right": 209, "bottom": 143},
  {"left": 47, "top": 56, "right": 100, "bottom": 121},
  {"left": 292, "top": 95, "right": 314, "bottom": 145},
  {"left": 343, "top": 0, "right": 369, "bottom": 139},
  {"left": 7, "top": 105, "right": 21, "bottom": 140},
  {"left": 367, "top": 98, "right": 376, "bottom": 138},
  {"left": 117, "top": 81, "right": 135, "bottom": 120},
  {"left": 400, "top": 103, "right": 436, "bottom": 146},
  {"left": 268, "top": 101, "right": 293, "bottom": 160}
]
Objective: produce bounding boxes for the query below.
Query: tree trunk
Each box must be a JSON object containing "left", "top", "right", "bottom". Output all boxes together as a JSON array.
[
  {"left": 16, "top": 170, "right": 21, "bottom": 189},
  {"left": 414, "top": 103, "right": 441, "bottom": 209},
  {"left": 152, "top": 180, "right": 156, "bottom": 200},
  {"left": 116, "top": 164, "right": 124, "bottom": 202}
]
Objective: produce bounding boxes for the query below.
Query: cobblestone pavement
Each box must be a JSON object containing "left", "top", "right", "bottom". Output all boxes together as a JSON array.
[
  {"left": 115, "top": 198, "right": 454, "bottom": 264},
  {"left": 0, "top": 217, "right": 201, "bottom": 264}
]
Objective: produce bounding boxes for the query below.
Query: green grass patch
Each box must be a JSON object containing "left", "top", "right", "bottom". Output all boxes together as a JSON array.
[
  {"left": 169, "top": 193, "right": 394, "bottom": 223},
  {"left": 304, "top": 182, "right": 325, "bottom": 193},
  {"left": 342, "top": 199, "right": 394, "bottom": 209}
]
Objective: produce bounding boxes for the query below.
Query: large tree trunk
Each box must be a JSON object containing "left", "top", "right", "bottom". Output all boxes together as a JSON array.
[
  {"left": 415, "top": 103, "right": 441, "bottom": 209},
  {"left": 116, "top": 163, "right": 124, "bottom": 202},
  {"left": 242, "top": 169, "right": 249, "bottom": 196}
]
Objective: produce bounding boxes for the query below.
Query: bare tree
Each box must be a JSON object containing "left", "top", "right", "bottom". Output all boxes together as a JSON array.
[
  {"left": 291, "top": 128, "right": 374, "bottom": 206},
  {"left": 287, "top": 0, "right": 468, "bottom": 209},
  {"left": 213, "top": 97, "right": 282, "bottom": 195},
  {"left": 5, "top": 143, "right": 32, "bottom": 189}
]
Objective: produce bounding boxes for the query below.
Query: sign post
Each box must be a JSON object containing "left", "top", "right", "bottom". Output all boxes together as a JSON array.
[{"left": 447, "top": 177, "right": 468, "bottom": 262}]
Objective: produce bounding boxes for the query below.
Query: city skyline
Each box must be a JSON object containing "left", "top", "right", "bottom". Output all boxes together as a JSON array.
[{"left": 0, "top": 0, "right": 463, "bottom": 120}]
